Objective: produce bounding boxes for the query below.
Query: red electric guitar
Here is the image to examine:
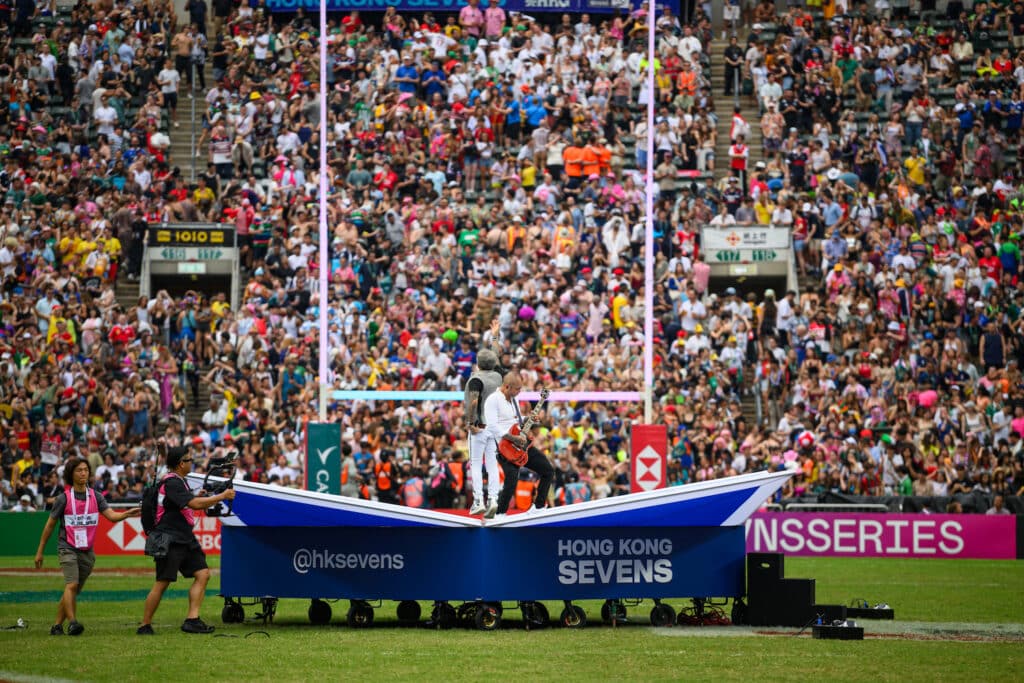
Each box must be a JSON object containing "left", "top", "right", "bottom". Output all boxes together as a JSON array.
[{"left": 498, "top": 388, "right": 550, "bottom": 467}]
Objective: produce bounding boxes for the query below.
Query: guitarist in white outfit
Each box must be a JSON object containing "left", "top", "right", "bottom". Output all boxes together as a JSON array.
[{"left": 484, "top": 372, "right": 555, "bottom": 518}]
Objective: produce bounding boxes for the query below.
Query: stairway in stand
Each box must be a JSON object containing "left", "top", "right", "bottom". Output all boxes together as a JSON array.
[
  {"left": 709, "top": 38, "right": 765, "bottom": 181},
  {"left": 168, "top": 61, "right": 215, "bottom": 179},
  {"left": 115, "top": 275, "right": 140, "bottom": 312}
]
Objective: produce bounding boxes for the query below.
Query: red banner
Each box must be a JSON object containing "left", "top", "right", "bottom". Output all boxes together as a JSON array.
[
  {"left": 630, "top": 424, "right": 667, "bottom": 493},
  {"left": 93, "top": 511, "right": 222, "bottom": 556}
]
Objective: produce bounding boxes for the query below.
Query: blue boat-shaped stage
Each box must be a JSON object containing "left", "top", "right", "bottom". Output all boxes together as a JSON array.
[{"left": 192, "top": 470, "right": 792, "bottom": 621}]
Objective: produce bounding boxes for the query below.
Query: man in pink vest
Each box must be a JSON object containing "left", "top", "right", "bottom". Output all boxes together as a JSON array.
[
  {"left": 137, "top": 447, "right": 235, "bottom": 635},
  {"left": 34, "top": 457, "right": 142, "bottom": 636}
]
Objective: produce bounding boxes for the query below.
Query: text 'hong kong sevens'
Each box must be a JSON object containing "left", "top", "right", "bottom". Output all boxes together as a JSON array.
[{"left": 557, "top": 538, "right": 673, "bottom": 585}]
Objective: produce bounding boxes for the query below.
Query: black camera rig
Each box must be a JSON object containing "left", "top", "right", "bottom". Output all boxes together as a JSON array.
[{"left": 203, "top": 456, "right": 238, "bottom": 518}]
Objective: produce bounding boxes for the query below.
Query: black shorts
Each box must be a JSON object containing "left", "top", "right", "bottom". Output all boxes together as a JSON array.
[{"left": 155, "top": 541, "right": 208, "bottom": 582}]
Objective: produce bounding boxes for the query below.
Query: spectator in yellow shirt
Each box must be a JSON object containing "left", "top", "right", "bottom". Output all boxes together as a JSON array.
[
  {"left": 193, "top": 178, "right": 216, "bottom": 219},
  {"left": 15, "top": 450, "right": 34, "bottom": 475},
  {"left": 904, "top": 153, "right": 927, "bottom": 188},
  {"left": 611, "top": 286, "right": 629, "bottom": 329},
  {"left": 210, "top": 292, "right": 230, "bottom": 331},
  {"left": 99, "top": 228, "right": 122, "bottom": 282},
  {"left": 754, "top": 194, "right": 774, "bottom": 224}
]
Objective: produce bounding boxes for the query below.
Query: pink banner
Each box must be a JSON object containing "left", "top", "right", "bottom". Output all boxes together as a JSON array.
[{"left": 745, "top": 512, "right": 1017, "bottom": 560}]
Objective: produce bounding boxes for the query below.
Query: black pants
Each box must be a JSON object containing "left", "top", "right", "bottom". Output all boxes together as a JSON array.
[
  {"left": 194, "top": 60, "right": 206, "bottom": 89},
  {"left": 175, "top": 55, "right": 192, "bottom": 86},
  {"left": 724, "top": 67, "right": 739, "bottom": 95},
  {"left": 496, "top": 447, "right": 554, "bottom": 514}
]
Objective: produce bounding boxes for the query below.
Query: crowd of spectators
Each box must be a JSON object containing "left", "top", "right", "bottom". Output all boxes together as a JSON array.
[{"left": 0, "top": 0, "right": 1022, "bottom": 516}]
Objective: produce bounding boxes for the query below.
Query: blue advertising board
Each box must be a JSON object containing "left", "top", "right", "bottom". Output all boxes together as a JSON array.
[
  {"left": 221, "top": 525, "right": 745, "bottom": 601},
  {"left": 265, "top": 0, "right": 675, "bottom": 16}
]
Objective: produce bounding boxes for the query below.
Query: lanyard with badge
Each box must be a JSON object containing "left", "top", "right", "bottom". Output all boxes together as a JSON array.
[{"left": 69, "top": 491, "right": 91, "bottom": 549}]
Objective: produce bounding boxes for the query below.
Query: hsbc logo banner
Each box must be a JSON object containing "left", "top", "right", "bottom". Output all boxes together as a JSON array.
[
  {"left": 630, "top": 425, "right": 667, "bottom": 493},
  {"left": 93, "top": 511, "right": 221, "bottom": 556}
]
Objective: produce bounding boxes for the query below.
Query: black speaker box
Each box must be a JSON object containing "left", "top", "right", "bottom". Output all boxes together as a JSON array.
[
  {"left": 746, "top": 601, "right": 816, "bottom": 627},
  {"left": 812, "top": 624, "right": 864, "bottom": 640},
  {"left": 746, "top": 552, "right": 785, "bottom": 590},
  {"left": 846, "top": 607, "right": 895, "bottom": 620},
  {"left": 748, "top": 577, "right": 816, "bottom": 609}
]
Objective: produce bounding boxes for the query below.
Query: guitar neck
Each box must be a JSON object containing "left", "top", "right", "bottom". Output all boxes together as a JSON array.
[{"left": 521, "top": 393, "right": 549, "bottom": 432}]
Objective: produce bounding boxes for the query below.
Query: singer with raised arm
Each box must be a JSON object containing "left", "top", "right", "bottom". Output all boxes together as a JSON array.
[
  {"left": 484, "top": 372, "right": 554, "bottom": 519},
  {"left": 464, "top": 319, "right": 505, "bottom": 519}
]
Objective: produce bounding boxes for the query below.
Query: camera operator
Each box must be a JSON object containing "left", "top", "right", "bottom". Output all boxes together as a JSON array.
[{"left": 137, "top": 447, "right": 235, "bottom": 635}]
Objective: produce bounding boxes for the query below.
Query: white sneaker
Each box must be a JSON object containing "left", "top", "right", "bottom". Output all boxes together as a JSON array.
[
  {"left": 469, "top": 500, "right": 486, "bottom": 516},
  {"left": 484, "top": 500, "right": 498, "bottom": 519},
  {"left": 492, "top": 513, "right": 508, "bottom": 522},
  {"left": 522, "top": 505, "right": 538, "bottom": 515}
]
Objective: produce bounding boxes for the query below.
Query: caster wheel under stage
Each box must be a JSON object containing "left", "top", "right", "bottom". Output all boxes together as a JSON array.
[
  {"left": 601, "top": 600, "right": 628, "bottom": 623},
  {"left": 474, "top": 603, "right": 502, "bottom": 631},
  {"left": 221, "top": 600, "right": 245, "bottom": 624},
  {"left": 560, "top": 604, "right": 587, "bottom": 629},
  {"left": 346, "top": 600, "right": 374, "bottom": 628},
  {"left": 456, "top": 602, "right": 478, "bottom": 628},
  {"left": 428, "top": 602, "right": 457, "bottom": 630},
  {"left": 396, "top": 600, "right": 421, "bottom": 624},
  {"left": 649, "top": 603, "right": 676, "bottom": 627},
  {"left": 308, "top": 599, "right": 332, "bottom": 625},
  {"left": 521, "top": 601, "right": 550, "bottom": 629}
]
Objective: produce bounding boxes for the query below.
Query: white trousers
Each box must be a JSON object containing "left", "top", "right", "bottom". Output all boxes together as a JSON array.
[{"left": 469, "top": 429, "right": 500, "bottom": 502}]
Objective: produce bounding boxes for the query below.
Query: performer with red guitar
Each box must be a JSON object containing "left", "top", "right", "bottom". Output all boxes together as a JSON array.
[{"left": 484, "top": 372, "right": 555, "bottom": 518}]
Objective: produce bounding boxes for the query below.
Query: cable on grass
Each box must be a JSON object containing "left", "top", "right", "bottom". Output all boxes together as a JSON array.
[{"left": 793, "top": 613, "right": 824, "bottom": 637}]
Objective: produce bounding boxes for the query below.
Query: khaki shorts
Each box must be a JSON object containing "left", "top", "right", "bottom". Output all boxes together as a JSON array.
[{"left": 58, "top": 547, "right": 96, "bottom": 588}]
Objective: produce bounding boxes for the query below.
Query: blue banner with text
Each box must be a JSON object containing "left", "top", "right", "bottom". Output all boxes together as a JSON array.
[{"left": 221, "top": 525, "right": 745, "bottom": 601}]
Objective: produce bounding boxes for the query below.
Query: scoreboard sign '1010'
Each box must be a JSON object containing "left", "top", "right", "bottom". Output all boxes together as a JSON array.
[{"left": 147, "top": 225, "right": 236, "bottom": 247}]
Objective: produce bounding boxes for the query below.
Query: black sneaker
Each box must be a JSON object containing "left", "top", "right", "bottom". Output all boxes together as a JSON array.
[
  {"left": 136, "top": 624, "right": 155, "bottom": 635},
  {"left": 50, "top": 624, "right": 64, "bottom": 636},
  {"left": 181, "top": 618, "right": 214, "bottom": 634},
  {"left": 66, "top": 621, "right": 84, "bottom": 636}
]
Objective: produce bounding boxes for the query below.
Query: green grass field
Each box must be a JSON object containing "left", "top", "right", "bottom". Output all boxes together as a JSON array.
[{"left": 1, "top": 556, "right": 1022, "bottom": 682}]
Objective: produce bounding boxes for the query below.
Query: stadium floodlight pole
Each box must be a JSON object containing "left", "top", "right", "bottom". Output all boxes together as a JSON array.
[
  {"left": 318, "top": 0, "right": 329, "bottom": 422},
  {"left": 643, "top": 0, "right": 656, "bottom": 424}
]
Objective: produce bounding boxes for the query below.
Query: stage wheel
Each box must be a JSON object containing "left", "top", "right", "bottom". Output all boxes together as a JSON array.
[
  {"left": 346, "top": 600, "right": 374, "bottom": 628},
  {"left": 475, "top": 604, "right": 502, "bottom": 631},
  {"left": 396, "top": 600, "right": 421, "bottom": 624},
  {"left": 523, "top": 601, "right": 550, "bottom": 628},
  {"left": 650, "top": 603, "right": 676, "bottom": 627},
  {"left": 437, "top": 602, "right": 457, "bottom": 630},
  {"left": 561, "top": 605, "right": 587, "bottom": 628},
  {"left": 308, "top": 599, "right": 332, "bottom": 625},
  {"left": 221, "top": 602, "right": 245, "bottom": 624},
  {"left": 601, "top": 600, "right": 627, "bottom": 623}
]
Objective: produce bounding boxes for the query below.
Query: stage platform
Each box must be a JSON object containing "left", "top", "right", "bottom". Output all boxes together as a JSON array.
[{"left": 194, "top": 470, "right": 791, "bottom": 609}]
